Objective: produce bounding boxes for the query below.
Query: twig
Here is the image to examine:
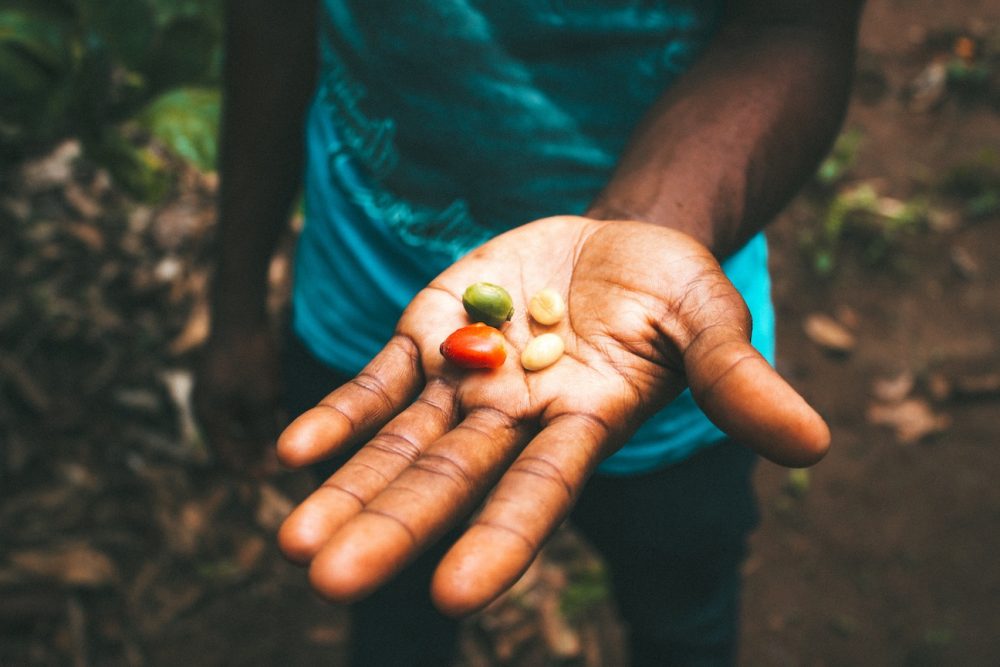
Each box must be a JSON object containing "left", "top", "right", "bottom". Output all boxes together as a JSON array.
[{"left": 66, "top": 594, "right": 90, "bottom": 667}]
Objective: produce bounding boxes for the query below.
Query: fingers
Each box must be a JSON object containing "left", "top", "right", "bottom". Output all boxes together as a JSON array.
[
  {"left": 277, "top": 335, "right": 422, "bottom": 467},
  {"left": 307, "top": 408, "right": 531, "bottom": 603},
  {"left": 431, "top": 413, "right": 608, "bottom": 616},
  {"left": 277, "top": 379, "right": 457, "bottom": 563},
  {"left": 684, "top": 323, "right": 830, "bottom": 467}
]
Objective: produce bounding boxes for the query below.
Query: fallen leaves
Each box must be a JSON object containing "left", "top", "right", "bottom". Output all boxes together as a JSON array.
[
  {"left": 867, "top": 399, "right": 952, "bottom": 444},
  {"left": 871, "top": 371, "right": 916, "bottom": 404},
  {"left": 255, "top": 483, "right": 294, "bottom": 533},
  {"left": 867, "top": 368, "right": 948, "bottom": 444},
  {"left": 907, "top": 60, "right": 950, "bottom": 112},
  {"left": 804, "top": 312, "right": 857, "bottom": 354},
  {"left": 927, "top": 370, "right": 1000, "bottom": 401},
  {"left": 866, "top": 361, "right": 1000, "bottom": 444},
  {"left": 463, "top": 529, "right": 624, "bottom": 666},
  {"left": 0, "top": 354, "right": 52, "bottom": 413},
  {"left": 8, "top": 543, "right": 119, "bottom": 589}
]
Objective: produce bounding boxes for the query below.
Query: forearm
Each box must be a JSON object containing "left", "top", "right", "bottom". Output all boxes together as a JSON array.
[
  {"left": 213, "top": 0, "right": 318, "bottom": 331},
  {"left": 587, "top": 2, "right": 864, "bottom": 258}
]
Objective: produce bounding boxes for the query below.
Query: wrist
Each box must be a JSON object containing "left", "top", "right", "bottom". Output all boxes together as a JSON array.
[{"left": 585, "top": 195, "right": 722, "bottom": 256}]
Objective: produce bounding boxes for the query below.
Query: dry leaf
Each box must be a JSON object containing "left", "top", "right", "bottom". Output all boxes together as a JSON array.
[
  {"left": 928, "top": 207, "right": 961, "bottom": 233},
  {"left": 160, "top": 369, "right": 208, "bottom": 459},
  {"left": 908, "top": 60, "right": 948, "bottom": 112},
  {"left": 950, "top": 246, "right": 979, "bottom": 279},
  {"left": 153, "top": 256, "right": 184, "bottom": 284},
  {"left": 0, "top": 354, "right": 52, "bottom": 412},
  {"left": 539, "top": 591, "right": 582, "bottom": 659},
  {"left": 63, "top": 182, "right": 103, "bottom": 219},
  {"left": 10, "top": 543, "right": 118, "bottom": 588},
  {"left": 152, "top": 199, "right": 203, "bottom": 251},
  {"left": 234, "top": 533, "right": 267, "bottom": 573},
  {"left": 168, "top": 299, "right": 210, "bottom": 356},
  {"left": 867, "top": 399, "right": 951, "bottom": 443},
  {"left": 834, "top": 304, "right": 861, "bottom": 330},
  {"left": 256, "top": 483, "right": 294, "bottom": 532},
  {"left": 306, "top": 623, "right": 348, "bottom": 646},
  {"left": 804, "top": 313, "right": 856, "bottom": 354},
  {"left": 872, "top": 372, "right": 915, "bottom": 403},
  {"left": 492, "top": 619, "right": 539, "bottom": 663},
  {"left": 506, "top": 556, "right": 542, "bottom": 601},
  {"left": 65, "top": 221, "right": 105, "bottom": 251},
  {"left": 19, "top": 140, "right": 81, "bottom": 193}
]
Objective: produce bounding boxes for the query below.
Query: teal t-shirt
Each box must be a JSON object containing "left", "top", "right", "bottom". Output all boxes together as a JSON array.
[{"left": 293, "top": 0, "right": 775, "bottom": 475}]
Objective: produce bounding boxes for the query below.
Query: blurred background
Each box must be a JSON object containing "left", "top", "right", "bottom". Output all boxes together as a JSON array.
[{"left": 1, "top": 0, "right": 998, "bottom": 665}]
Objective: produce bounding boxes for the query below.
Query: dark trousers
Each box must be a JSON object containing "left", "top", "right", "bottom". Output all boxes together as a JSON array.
[{"left": 284, "top": 334, "right": 758, "bottom": 667}]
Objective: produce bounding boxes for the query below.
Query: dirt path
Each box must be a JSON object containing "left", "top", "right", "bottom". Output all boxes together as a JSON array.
[{"left": 742, "top": 1, "right": 1000, "bottom": 664}]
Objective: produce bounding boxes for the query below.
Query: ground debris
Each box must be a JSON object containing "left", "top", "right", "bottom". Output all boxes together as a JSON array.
[
  {"left": 18, "top": 140, "right": 82, "bottom": 193},
  {"left": 168, "top": 299, "right": 210, "bottom": 356},
  {"left": 538, "top": 582, "right": 582, "bottom": 659},
  {"left": 64, "top": 182, "right": 104, "bottom": 221},
  {"left": 7, "top": 542, "right": 119, "bottom": 589},
  {"left": 804, "top": 313, "right": 857, "bottom": 354},
  {"left": 0, "top": 354, "right": 52, "bottom": 413},
  {"left": 926, "top": 369, "right": 1000, "bottom": 402},
  {"left": 907, "top": 60, "right": 949, "bottom": 112},
  {"left": 306, "top": 623, "right": 348, "bottom": 646},
  {"left": 255, "top": 483, "right": 294, "bottom": 533},
  {"left": 461, "top": 528, "right": 623, "bottom": 666},
  {"left": 949, "top": 244, "right": 980, "bottom": 278},
  {"left": 872, "top": 371, "right": 916, "bottom": 404},
  {"left": 159, "top": 369, "right": 210, "bottom": 464},
  {"left": 867, "top": 398, "right": 951, "bottom": 443}
]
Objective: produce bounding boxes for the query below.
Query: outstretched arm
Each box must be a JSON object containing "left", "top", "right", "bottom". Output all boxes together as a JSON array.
[
  {"left": 277, "top": 0, "right": 864, "bottom": 616},
  {"left": 590, "top": 0, "right": 864, "bottom": 256}
]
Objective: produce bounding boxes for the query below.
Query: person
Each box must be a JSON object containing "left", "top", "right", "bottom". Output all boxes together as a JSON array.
[{"left": 195, "top": 1, "right": 864, "bottom": 664}]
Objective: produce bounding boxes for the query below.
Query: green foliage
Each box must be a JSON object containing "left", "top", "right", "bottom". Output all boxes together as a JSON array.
[
  {"left": 0, "top": 2, "right": 77, "bottom": 145},
  {"left": 945, "top": 57, "right": 991, "bottom": 90},
  {"left": 938, "top": 149, "right": 1000, "bottom": 219},
  {"left": 0, "top": 0, "right": 222, "bottom": 191},
  {"left": 78, "top": 0, "right": 157, "bottom": 71},
  {"left": 559, "top": 560, "right": 610, "bottom": 621},
  {"left": 815, "top": 129, "right": 864, "bottom": 188},
  {"left": 784, "top": 468, "right": 811, "bottom": 499},
  {"left": 89, "top": 130, "right": 173, "bottom": 202},
  {"left": 804, "top": 182, "right": 928, "bottom": 276},
  {"left": 137, "top": 87, "right": 220, "bottom": 172},
  {"left": 801, "top": 130, "right": 930, "bottom": 276}
]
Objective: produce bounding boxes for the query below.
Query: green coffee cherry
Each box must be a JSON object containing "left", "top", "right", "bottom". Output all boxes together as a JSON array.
[{"left": 462, "top": 282, "right": 514, "bottom": 327}]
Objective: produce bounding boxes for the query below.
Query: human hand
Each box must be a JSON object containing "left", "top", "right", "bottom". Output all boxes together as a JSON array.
[
  {"left": 194, "top": 326, "right": 282, "bottom": 474},
  {"left": 276, "top": 216, "right": 829, "bottom": 615}
]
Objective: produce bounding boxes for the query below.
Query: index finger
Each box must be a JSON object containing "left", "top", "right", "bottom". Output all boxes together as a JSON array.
[
  {"left": 277, "top": 335, "right": 423, "bottom": 467},
  {"left": 431, "top": 411, "right": 609, "bottom": 616},
  {"left": 306, "top": 407, "right": 532, "bottom": 603}
]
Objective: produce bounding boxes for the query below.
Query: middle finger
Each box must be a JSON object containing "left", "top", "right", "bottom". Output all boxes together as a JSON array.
[
  {"left": 307, "top": 407, "right": 532, "bottom": 602},
  {"left": 278, "top": 379, "right": 457, "bottom": 563}
]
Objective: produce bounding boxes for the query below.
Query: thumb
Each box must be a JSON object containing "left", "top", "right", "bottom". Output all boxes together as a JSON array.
[{"left": 683, "top": 321, "right": 830, "bottom": 468}]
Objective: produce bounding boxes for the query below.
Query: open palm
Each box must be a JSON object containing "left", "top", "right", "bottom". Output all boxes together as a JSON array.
[{"left": 276, "top": 216, "right": 829, "bottom": 615}]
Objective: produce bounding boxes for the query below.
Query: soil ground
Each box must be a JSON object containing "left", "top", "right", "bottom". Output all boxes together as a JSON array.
[{"left": 2, "top": 1, "right": 999, "bottom": 665}]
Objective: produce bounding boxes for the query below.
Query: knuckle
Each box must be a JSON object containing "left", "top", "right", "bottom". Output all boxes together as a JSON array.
[
  {"left": 473, "top": 518, "right": 537, "bottom": 552},
  {"left": 351, "top": 371, "right": 395, "bottom": 413},
  {"left": 367, "top": 431, "right": 423, "bottom": 463},
  {"left": 508, "top": 455, "right": 573, "bottom": 499},
  {"left": 411, "top": 452, "right": 473, "bottom": 491}
]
